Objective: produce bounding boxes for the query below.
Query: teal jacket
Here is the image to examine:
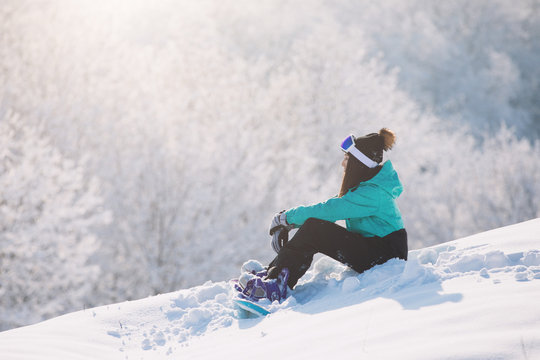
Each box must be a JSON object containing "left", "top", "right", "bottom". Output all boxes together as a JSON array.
[{"left": 285, "top": 161, "right": 404, "bottom": 238}]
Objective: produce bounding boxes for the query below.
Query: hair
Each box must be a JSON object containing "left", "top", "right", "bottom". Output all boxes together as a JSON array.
[{"left": 338, "top": 128, "right": 396, "bottom": 197}]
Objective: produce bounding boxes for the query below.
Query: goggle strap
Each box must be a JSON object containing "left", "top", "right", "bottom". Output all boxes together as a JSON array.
[{"left": 347, "top": 146, "right": 379, "bottom": 168}]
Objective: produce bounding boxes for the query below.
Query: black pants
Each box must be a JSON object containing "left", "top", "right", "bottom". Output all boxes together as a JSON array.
[{"left": 268, "top": 218, "right": 408, "bottom": 289}]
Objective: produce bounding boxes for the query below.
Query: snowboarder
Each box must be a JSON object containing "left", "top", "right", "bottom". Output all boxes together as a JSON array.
[
  {"left": 267, "top": 128, "right": 408, "bottom": 291},
  {"left": 235, "top": 128, "right": 407, "bottom": 305}
]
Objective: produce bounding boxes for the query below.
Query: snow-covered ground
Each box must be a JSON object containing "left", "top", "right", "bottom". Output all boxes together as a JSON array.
[{"left": 1, "top": 219, "right": 539, "bottom": 360}]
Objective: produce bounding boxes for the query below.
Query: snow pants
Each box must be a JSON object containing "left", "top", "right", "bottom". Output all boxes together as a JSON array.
[{"left": 268, "top": 218, "right": 408, "bottom": 289}]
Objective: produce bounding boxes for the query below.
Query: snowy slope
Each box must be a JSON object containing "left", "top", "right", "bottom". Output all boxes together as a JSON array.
[{"left": 1, "top": 219, "right": 539, "bottom": 360}]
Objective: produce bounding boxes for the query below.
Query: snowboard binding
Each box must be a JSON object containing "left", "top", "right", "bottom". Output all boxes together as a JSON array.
[{"left": 235, "top": 261, "right": 289, "bottom": 303}]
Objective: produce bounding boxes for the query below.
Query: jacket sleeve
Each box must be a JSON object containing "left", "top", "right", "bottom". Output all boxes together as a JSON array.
[{"left": 285, "top": 189, "right": 380, "bottom": 227}]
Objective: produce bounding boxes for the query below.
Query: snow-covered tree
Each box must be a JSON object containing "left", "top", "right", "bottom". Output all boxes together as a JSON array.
[
  {"left": 0, "top": 112, "right": 111, "bottom": 330},
  {"left": 1, "top": 0, "right": 540, "bottom": 330}
]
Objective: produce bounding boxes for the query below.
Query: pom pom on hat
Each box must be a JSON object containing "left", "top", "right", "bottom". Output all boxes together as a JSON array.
[
  {"left": 379, "top": 128, "right": 396, "bottom": 151},
  {"left": 351, "top": 128, "right": 397, "bottom": 165}
]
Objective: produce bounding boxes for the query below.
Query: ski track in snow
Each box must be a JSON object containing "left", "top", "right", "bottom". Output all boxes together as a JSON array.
[{"left": 104, "top": 243, "right": 540, "bottom": 355}]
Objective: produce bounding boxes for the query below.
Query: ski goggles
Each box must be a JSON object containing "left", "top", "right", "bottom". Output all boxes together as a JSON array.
[{"left": 340, "top": 134, "right": 378, "bottom": 168}]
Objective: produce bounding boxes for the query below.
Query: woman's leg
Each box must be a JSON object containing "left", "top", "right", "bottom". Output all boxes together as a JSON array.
[
  {"left": 268, "top": 218, "right": 363, "bottom": 288},
  {"left": 269, "top": 218, "right": 407, "bottom": 288}
]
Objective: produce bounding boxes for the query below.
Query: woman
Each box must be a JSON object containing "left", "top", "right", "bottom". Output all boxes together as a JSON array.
[{"left": 237, "top": 128, "right": 407, "bottom": 302}]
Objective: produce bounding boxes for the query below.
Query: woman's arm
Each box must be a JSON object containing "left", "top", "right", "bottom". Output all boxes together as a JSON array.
[{"left": 285, "top": 189, "right": 380, "bottom": 227}]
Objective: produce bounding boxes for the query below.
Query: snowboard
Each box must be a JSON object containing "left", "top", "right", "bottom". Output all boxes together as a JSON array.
[
  {"left": 231, "top": 259, "right": 288, "bottom": 318},
  {"left": 233, "top": 298, "right": 271, "bottom": 317}
]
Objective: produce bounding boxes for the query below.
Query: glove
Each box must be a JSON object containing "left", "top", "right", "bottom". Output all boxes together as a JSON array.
[
  {"left": 269, "top": 211, "right": 293, "bottom": 253},
  {"left": 269, "top": 210, "right": 292, "bottom": 235},
  {"left": 271, "top": 227, "right": 290, "bottom": 253}
]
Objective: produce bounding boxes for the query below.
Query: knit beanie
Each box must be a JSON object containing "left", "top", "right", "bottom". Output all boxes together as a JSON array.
[{"left": 354, "top": 128, "right": 396, "bottom": 164}]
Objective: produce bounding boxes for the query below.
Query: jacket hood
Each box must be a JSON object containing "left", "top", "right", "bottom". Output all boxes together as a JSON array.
[{"left": 364, "top": 161, "right": 403, "bottom": 199}]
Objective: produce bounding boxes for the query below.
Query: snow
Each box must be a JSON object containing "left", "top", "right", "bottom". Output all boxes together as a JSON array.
[
  {"left": 4, "top": 1, "right": 540, "bottom": 323},
  {"left": 1, "top": 219, "right": 539, "bottom": 360}
]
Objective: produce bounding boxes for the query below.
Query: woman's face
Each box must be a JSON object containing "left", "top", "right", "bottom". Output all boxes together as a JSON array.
[{"left": 341, "top": 153, "right": 349, "bottom": 170}]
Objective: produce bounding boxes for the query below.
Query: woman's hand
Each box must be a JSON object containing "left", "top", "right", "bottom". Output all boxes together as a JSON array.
[
  {"left": 271, "top": 227, "right": 289, "bottom": 253},
  {"left": 269, "top": 211, "right": 293, "bottom": 253},
  {"left": 269, "top": 210, "right": 290, "bottom": 235}
]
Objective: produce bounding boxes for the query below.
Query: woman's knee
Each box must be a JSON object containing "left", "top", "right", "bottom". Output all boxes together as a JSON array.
[
  {"left": 294, "top": 218, "right": 327, "bottom": 240},
  {"left": 286, "top": 218, "right": 324, "bottom": 250},
  {"left": 302, "top": 217, "right": 330, "bottom": 229},
  {"left": 291, "top": 217, "right": 343, "bottom": 250}
]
